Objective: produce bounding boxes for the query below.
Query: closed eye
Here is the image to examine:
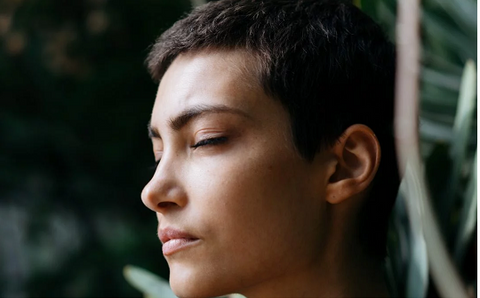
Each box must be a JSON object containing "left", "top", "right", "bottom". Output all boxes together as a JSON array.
[
  {"left": 149, "top": 137, "right": 227, "bottom": 172},
  {"left": 192, "top": 136, "right": 228, "bottom": 149}
]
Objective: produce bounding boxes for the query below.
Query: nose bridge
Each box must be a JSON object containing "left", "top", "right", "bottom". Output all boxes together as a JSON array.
[{"left": 141, "top": 151, "right": 186, "bottom": 212}]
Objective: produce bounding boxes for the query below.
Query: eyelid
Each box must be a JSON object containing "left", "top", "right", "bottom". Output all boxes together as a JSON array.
[{"left": 193, "top": 128, "right": 226, "bottom": 140}]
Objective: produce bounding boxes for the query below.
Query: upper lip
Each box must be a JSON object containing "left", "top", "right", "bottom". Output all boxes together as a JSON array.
[{"left": 158, "top": 227, "right": 198, "bottom": 244}]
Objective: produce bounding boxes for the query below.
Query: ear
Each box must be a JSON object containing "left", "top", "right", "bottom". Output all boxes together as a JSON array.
[{"left": 326, "top": 124, "right": 381, "bottom": 204}]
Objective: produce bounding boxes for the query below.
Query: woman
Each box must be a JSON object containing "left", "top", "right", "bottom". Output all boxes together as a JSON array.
[{"left": 142, "top": 0, "right": 399, "bottom": 296}]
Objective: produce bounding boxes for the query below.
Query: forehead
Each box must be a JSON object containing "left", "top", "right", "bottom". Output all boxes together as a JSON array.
[{"left": 151, "top": 50, "right": 265, "bottom": 125}]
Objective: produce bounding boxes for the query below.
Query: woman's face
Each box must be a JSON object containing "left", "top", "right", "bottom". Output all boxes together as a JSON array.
[{"left": 142, "top": 50, "right": 331, "bottom": 297}]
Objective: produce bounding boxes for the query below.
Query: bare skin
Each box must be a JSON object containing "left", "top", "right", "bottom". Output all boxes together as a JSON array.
[{"left": 142, "top": 49, "right": 389, "bottom": 297}]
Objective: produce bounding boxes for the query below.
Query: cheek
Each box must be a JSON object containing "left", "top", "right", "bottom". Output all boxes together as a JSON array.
[
  {"left": 188, "top": 143, "right": 303, "bottom": 222},
  {"left": 185, "top": 143, "right": 321, "bottom": 271}
]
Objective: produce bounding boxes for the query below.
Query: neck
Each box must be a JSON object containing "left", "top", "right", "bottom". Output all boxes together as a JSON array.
[
  {"left": 238, "top": 247, "right": 389, "bottom": 297},
  {"left": 238, "top": 202, "right": 390, "bottom": 297}
]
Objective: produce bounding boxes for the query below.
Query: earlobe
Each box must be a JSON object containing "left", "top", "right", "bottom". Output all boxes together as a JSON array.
[{"left": 326, "top": 124, "right": 381, "bottom": 204}]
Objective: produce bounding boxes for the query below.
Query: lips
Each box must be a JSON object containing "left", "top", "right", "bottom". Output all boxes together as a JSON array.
[{"left": 159, "top": 227, "right": 200, "bottom": 256}]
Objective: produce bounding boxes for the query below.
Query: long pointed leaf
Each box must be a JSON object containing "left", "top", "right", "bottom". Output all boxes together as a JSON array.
[
  {"left": 428, "top": 0, "right": 477, "bottom": 35},
  {"left": 441, "top": 60, "right": 477, "bottom": 227},
  {"left": 422, "top": 11, "right": 475, "bottom": 61},
  {"left": 422, "top": 67, "right": 461, "bottom": 92},
  {"left": 123, "top": 265, "right": 177, "bottom": 298}
]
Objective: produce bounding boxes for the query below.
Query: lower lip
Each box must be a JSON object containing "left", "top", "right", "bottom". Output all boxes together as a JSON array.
[{"left": 162, "top": 238, "right": 200, "bottom": 256}]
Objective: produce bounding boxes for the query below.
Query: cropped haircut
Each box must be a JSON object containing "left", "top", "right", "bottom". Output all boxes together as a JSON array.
[{"left": 146, "top": 0, "right": 399, "bottom": 258}]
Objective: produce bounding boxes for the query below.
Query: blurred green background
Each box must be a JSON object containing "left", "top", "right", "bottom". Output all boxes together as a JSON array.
[
  {"left": 1, "top": 0, "right": 191, "bottom": 296},
  {"left": 0, "top": 0, "right": 476, "bottom": 297}
]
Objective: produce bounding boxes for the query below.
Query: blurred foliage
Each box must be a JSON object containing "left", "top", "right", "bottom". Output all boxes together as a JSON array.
[
  {"left": 0, "top": 0, "right": 192, "bottom": 296},
  {"left": 361, "top": 0, "right": 477, "bottom": 297},
  {"left": 123, "top": 265, "right": 246, "bottom": 298},
  {"left": 123, "top": 266, "right": 176, "bottom": 298}
]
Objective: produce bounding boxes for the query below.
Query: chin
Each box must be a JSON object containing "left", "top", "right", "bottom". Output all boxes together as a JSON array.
[{"left": 169, "top": 264, "right": 236, "bottom": 298}]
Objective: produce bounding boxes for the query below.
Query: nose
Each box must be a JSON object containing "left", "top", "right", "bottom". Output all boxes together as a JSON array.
[{"left": 141, "top": 157, "right": 187, "bottom": 213}]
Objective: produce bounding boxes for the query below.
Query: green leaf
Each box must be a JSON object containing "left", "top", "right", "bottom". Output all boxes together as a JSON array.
[
  {"left": 123, "top": 265, "right": 177, "bottom": 298},
  {"left": 451, "top": 60, "right": 477, "bottom": 160},
  {"left": 396, "top": 179, "right": 429, "bottom": 298},
  {"left": 406, "top": 234, "right": 428, "bottom": 298},
  {"left": 422, "top": 11, "right": 475, "bottom": 61},
  {"left": 420, "top": 117, "right": 454, "bottom": 142},
  {"left": 422, "top": 67, "right": 461, "bottom": 92},
  {"left": 439, "top": 60, "right": 477, "bottom": 238},
  {"left": 422, "top": 50, "right": 465, "bottom": 75},
  {"left": 428, "top": 0, "right": 477, "bottom": 35}
]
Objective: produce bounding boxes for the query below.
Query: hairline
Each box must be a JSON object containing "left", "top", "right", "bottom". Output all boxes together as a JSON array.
[{"left": 154, "top": 46, "right": 279, "bottom": 108}]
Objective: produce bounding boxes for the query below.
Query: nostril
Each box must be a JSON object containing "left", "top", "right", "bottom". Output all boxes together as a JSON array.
[{"left": 158, "top": 201, "right": 178, "bottom": 209}]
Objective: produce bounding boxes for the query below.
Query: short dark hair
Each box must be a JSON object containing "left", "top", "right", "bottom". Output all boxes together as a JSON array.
[{"left": 146, "top": 0, "right": 399, "bottom": 258}]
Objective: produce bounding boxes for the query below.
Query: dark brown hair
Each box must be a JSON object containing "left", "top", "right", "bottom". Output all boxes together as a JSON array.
[{"left": 147, "top": 0, "right": 399, "bottom": 258}]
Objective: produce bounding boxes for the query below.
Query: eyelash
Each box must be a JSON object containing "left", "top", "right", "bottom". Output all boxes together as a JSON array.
[
  {"left": 151, "top": 160, "right": 160, "bottom": 171},
  {"left": 191, "top": 136, "right": 228, "bottom": 149},
  {"left": 151, "top": 137, "right": 228, "bottom": 170}
]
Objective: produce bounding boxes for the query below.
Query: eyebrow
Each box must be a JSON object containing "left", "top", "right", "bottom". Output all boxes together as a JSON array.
[{"left": 147, "top": 104, "right": 250, "bottom": 139}]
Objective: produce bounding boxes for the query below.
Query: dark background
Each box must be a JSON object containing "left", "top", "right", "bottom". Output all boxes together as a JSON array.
[{"left": 1, "top": 0, "right": 191, "bottom": 296}]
